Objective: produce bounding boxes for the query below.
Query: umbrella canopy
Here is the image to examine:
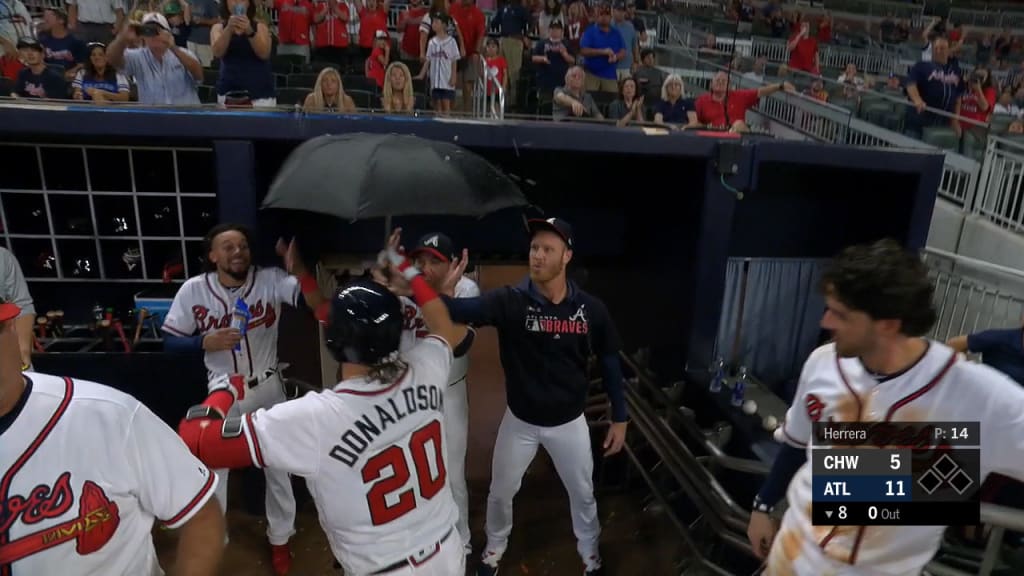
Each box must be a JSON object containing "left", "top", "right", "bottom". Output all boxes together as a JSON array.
[{"left": 261, "top": 133, "right": 528, "bottom": 220}]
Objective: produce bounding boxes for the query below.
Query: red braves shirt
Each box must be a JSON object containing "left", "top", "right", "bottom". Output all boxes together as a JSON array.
[
  {"left": 695, "top": 89, "right": 760, "bottom": 127},
  {"left": 788, "top": 35, "right": 818, "bottom": 74}
]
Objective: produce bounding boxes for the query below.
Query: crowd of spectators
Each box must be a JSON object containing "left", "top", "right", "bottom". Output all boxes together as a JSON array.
[{"left": 4, "top": 0, "right": 1024, "bottom": 143}]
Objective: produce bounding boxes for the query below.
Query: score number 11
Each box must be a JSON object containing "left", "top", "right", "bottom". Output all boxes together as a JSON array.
[{"left": 887, "top": 453, "right": 906, "bottom": 497}]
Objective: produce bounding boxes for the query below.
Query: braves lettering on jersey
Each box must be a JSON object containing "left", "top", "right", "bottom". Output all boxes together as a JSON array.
[
  {"left": 768, "top": 342, "right": 1024, "bottom": 576},
  {"left": 236, "top": 336, "right": 458, "bottom": 575},
  {"left": 399, "top": 276, "right": 480, "bottom": 384},
  {"left": 162, "top": 266, "right": 299, "bottom": 378},
  {"left": 0, "top": 373, "right": 217, "bottom": 576}
]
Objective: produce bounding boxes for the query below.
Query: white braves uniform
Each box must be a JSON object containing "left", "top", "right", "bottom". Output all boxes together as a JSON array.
[
  {"left": 162, "top": 265, "right": 298, "bottom": 545},
  {"left": 768, "top": 341, "right": 1024, "bottom": 576},
  {"left": 0, "top": 373, "right": 218, "bottom": 576},
  {"left": 238, "top": 335, "right": 464, "bottom": 576},
  {"left": 398, "top": 275, "right": 479, "bottom": 553}
]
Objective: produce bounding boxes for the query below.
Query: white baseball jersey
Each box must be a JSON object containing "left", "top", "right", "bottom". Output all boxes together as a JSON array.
[
  {"left": 162, "top": 266, "right": 299, "bottom": 379},
  {"left": 398, "top": 276, "right": 480, "bottom": 384},
  {"left": 0, "top": 373, "right": 218, "bottom": 576},
  {"left": 238, "top": 335, "right": 459, "bottom": 575},
  {"left": 768, "top": 341, "right": 1024, "bottom": 576}
]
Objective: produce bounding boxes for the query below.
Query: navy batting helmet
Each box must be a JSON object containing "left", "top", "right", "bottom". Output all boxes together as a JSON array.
[{"left": 325, "top": 278, "right": 403, "bottom": 365}]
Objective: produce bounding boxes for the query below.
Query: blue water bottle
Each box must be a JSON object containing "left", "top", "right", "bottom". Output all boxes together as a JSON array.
[
  {"left": 709, "top": 356, "right": 725, "bottom": 392},
  {"left": 231, "top": 298, "right": 250, "bottom": 351},
  {"left": 731, "top": 365, "right": 748, "bottom": 407}
]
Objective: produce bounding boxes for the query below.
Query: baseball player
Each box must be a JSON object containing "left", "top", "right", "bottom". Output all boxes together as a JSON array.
[
  {"left": 438, "top": 217, "right": 628, "bottom": 576},
  {"left": 176, "top": 235, "right": 475, "bottom": 576},
  {"left": 746, "top": 239, "right": 1024, "bottom": 575},
  {"left": 161, "top": 223, "right": 325, "bottom": 576},
  {"left": 0, "top": 297, "right": 225, "bottom": 575},
  {"left": 393, "top": 231, "right": 480, "bottom": 557}
]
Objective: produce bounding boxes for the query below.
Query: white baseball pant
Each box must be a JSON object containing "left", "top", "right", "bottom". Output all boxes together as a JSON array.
[
  {"left": 444, "top": 378, "right": 471, "bottom": 554},
  {"left": 365, "top": 527, "right": 466, "bottom": 576},
  {"left": 482, "top": 408, "right": 601, "bottom": 568},
  {"left": 210, "top": 372, "right": 297, "bottom": 546}
]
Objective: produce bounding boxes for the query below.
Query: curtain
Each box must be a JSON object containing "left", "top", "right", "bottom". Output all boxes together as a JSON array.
[{"left": 716, "top": 257, "right": 828, "bottom": 395}]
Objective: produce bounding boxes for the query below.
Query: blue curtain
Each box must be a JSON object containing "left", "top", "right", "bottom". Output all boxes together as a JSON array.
[{"left": 715, "top": 258, "right": 828, "bottom": 395}]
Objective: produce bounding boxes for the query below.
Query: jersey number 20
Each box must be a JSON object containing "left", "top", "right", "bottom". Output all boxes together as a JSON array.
[{"left": 362, "top": 419, "right": 447, "bottom": 526}]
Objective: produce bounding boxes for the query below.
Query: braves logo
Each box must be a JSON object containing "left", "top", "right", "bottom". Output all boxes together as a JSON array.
[
  {"left": 403, "top": 303, "right": 428, "bottom": 339},
  {"left": 192, "top": 299, "right": 278, "bottom": 333},
  {"left": 805, "top": 393, "right": 826, "bottom": 422},
  {"left": 0, "top": 472, "right": 120, "bottom": 565}
]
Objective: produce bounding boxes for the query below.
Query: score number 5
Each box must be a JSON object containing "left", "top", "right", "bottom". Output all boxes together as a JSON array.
[
  {"left": 362, "top": 419, "right": 447, "bottom": 526},
  {"left": 888, "top": 453, "right": 906, "bottom": 496}
]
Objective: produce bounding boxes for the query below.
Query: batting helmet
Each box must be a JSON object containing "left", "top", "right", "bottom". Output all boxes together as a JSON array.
[{"left": 325, "top": 278, "right": 403, "bottom": 365}]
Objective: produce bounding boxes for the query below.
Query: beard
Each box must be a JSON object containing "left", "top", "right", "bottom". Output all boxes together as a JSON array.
[
  {"left": 221, "top": 264, "right": 249, "bottom": 281},
  {"left": 529, "top": 261, "right": 563, "bottom": 283}
]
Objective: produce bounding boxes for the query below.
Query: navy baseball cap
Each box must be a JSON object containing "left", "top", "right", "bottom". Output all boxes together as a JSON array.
[
  {"left": 16, "top": 37, "right": 43, "bottom": 52},
  {"left": 528, "top": 217, "right": 574, "bottom": 249},
  {"left": 409, "top": 232, "right": 456, "bottom": 263}
]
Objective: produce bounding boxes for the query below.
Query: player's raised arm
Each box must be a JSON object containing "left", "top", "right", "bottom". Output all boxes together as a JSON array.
[
  {"left": 381, "top": 228, "right": 469, "bottom": 352},
  {"left": 276, "top": 237, "right": 329, "bottom": 321}
]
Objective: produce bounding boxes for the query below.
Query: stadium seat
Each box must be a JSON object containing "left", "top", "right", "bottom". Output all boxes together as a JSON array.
[
  {"left": 343, "top": 74, "right": 379, "bottom": 93},
  {"left": 203, "top": 69, "right": 219, "bottom": 86},
  {"left": 198, "top": 85, "right": 217, "bottom": 104},
  {"left": 0, "top": 77, "right": 12, "bottom": 97},
  {"left": 922, "top": 126, "right": 960, "bottom": 152},
  {"left": 287, "top": 73, "right": 319, "bottom": 89},
  {"left": 277, "top": 87, "right": 311, "bottom": 107},
  {"left": 347, "top": 89, "right": 376, "bottom": 109}
]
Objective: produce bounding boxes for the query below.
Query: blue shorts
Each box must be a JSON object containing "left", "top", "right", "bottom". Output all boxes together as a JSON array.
[{"left": 431, "top": 89, "right": 456, "bottom": 101}]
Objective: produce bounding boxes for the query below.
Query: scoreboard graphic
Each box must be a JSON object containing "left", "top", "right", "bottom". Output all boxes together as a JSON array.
[{"left": 811, "top": 422, "right": 981, "bottom": 526}]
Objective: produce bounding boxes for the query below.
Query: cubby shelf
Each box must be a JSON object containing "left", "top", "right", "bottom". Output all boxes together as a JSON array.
[{"left": 0, "top": 143, "right": 220, "bottom": 283}]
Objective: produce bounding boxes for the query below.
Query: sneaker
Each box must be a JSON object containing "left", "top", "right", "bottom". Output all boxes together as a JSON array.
[{"left": 270, "top": 543, "right": 292, "bottom": 576}]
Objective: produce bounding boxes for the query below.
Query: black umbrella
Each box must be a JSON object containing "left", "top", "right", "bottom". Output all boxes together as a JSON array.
[{"left": 261, "top": 133, "right": 528, "bottom": 221}]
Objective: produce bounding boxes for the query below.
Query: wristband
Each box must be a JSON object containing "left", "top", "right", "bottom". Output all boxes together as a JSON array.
[
  {"left": 299, "top": 273, "right": 318, "bottom": 294},
  {"left": 752, "top": 494, "right": 774, "bottom": 514},
  {"left": 410, "top": 274, "right": 439, "bottom": 306}
]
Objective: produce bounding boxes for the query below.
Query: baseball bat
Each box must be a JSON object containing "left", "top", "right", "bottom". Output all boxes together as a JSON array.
[
  {"left": 35, "top": 317, "right": 48, "bottom": 342},
  {"left": 0, "top": 482, "right": 119, "bottom": 565},
  {"left": 113, "top": 320, "right": 131, "bottom": 353},
  {"left": 133, "top": 309, "right": 149, "bottom": 348},
  {"left": 53, "top": 310, "right": 65, "bottom": 337},
  {"left": 98, "top": 320, "right": 112, "bottom": 352}
]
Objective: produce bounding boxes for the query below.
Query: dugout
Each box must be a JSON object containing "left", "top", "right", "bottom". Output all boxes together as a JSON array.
[{"left": 0, "top": 103, "right": 943, "bottom": 426}]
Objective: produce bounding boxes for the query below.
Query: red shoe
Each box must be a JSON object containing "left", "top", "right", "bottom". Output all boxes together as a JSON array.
[{"left": 270, "top": 543, "right": 292, "bottom": 576}]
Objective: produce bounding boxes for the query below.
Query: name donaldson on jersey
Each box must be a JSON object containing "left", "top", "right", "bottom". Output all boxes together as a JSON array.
[{"left": 328, "top": 384, "right": 444, "bottom": 467}]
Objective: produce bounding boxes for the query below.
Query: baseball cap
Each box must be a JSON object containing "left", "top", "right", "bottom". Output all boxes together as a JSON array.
[
  {"left": 163, "top": 2, "right": 182, "bottom": 15},
  {"left": 141, "top": 12, "right": 171, "bottom": 31},
  {"left": 409, "top": 233, "right": 456, "bottom": 263},
  {"left": 0, "top": 299, "right": 20, "bottom": 323},
  {"left": 528, "top": 217, "right": 574, "bottom": 249},
  {"left": 16, "top": 37, "right": 43, "bottom": 52},
  {"left": 375, "top": 29, "right": 388, "bottom": 39}
]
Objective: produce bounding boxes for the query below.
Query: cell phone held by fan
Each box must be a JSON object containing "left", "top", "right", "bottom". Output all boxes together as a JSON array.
[
  {"left": 231, "top": 298, "right": 250, "bottom": 351},
  {"left": 233, "top": 3, "right": 246, "bottom": 16}
]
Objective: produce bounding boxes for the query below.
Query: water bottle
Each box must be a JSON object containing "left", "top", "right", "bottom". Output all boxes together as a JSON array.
[
  {"left": 731, "top": 365, "right": 749, "bottom": 407},
  {"left": 709, "top": 356, "right": 725, "bottom": 393},
  {"left": 231, "top": 298, "right": 250, "bottom": 352}
]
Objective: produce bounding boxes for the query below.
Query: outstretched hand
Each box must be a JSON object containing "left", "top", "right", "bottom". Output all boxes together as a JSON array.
[
  {"left": 441, "top": 249, "right": 469, "bottom": 297},
  {"left": 276, "top": 237, "right": 305, "bottom": 275}
]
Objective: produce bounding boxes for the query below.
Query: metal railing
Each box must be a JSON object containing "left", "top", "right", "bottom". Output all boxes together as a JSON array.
[
  {"left": 949, "top": 6, "right": 1024, "bottom": 31},
  {"left": 657, "top": 42, "right": 980, "bottom": 206},
  {"left": 472, "top": 54, "right": 504, "bottom": 120},
  {"left": 824, "top": 0, "right": 926, "bottom": 22},
  {"left": 975, "top": 135, "right": 1024, "bottom": 233},
  {"left": 925, "top": 247, "right": 1024, "bottom": 342}
]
